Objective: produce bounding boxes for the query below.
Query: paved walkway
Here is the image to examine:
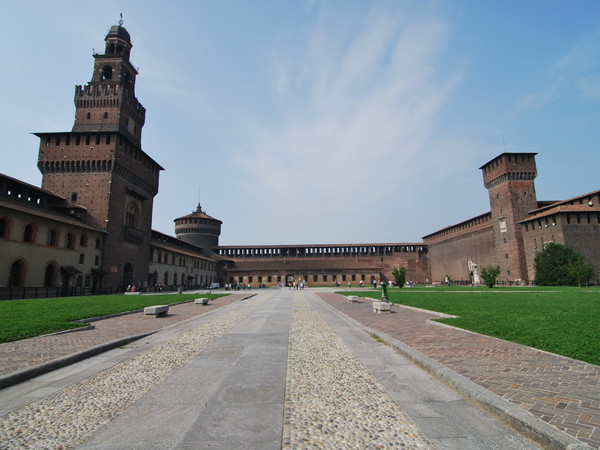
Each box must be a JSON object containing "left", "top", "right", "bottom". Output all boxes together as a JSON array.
[
  {"left": 0, "top": 289, "right": 597, "bottom": 448},
  {"left": 318, "top": 292, "right": 600, "bottom": 448}
]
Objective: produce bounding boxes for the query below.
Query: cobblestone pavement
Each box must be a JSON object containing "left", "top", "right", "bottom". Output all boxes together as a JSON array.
[
  {"left": 0, "top": 294, "right": 245, "bottom": 377},
  {"left": 317, "top": 292, "right": 600, "bottom": 449},
  {"left": 283, "top": 293, "right": 432, "bottom": 448}
]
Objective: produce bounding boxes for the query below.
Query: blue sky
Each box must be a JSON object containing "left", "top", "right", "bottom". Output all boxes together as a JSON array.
[{"left": 1, "top": 0, "right": 599, "bottom": 245}]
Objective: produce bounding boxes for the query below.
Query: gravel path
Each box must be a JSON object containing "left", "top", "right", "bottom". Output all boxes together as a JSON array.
[{"left": 283, "top": 293, "right": 432, "bottom": 449}]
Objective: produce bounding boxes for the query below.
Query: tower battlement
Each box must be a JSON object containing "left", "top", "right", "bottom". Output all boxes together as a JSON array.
[{"left": 480, "top": 153, "right": 537, "bottom": 189}]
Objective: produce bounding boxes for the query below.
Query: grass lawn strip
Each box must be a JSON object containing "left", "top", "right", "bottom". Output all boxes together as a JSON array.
[
  {"left": 337, "top": 287, "right": 600, "bottom": 366},
  {"left": 0, "top": 293, "right": 227, "bottom": 343}
]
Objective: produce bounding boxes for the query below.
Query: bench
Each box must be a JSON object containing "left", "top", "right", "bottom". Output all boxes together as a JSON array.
[
  {"left": 194, "top": 298, "right": 210, "bottom": 305},
  {"left": 144, "top": 305, "right": 169, "bottom": 317},
  {"left": 372, "top": 301, "right": 391, "bottom": 314},
  {"left": 347, "top": 295, "right": 359, "bottom": 303}
]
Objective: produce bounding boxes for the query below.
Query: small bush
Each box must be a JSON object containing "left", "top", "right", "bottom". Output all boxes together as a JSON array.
[
  {"left": 480, "top": 265, "right": 501, "bottom": 288},
  {"left": 391, "top": 267, "right": 406, "bottom": 288}
]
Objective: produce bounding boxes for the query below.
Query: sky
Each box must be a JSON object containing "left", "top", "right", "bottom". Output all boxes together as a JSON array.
[{"left": 1, "top": 0, "right": 599, "bottom": 246}]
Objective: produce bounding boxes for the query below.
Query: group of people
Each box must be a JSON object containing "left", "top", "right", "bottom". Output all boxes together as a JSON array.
[{"left": 288, "top": 280, "right": 305, "bottom": 290}]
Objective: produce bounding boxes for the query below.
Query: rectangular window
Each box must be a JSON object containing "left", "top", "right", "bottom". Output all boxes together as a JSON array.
[
  {"left": 85, "top": 276, "right": 90, "bottom": 287},
  {"left": 313, "top": 275, "right": 318, "bottom": 282},
  {"left": 323, "top": 275, "right": 328, "bottom": 282},
  {"left": 95, "top": 255, "right": 100, "bottom": 265},
  {"left": 85, "top": 135, "right": 90, "bottom": 145},
  {"left": 499, "top": 218, "right": 507, "bottom": 233},
  {"left": 79, "top": 254, "right": 85, "bottom": 264}
]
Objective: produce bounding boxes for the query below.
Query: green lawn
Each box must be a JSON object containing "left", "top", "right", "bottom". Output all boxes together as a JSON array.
[
  {"left": 0, "top": 293, "right": 227, "bottom": 343},
  {"left": 337, "top": 287, "right": 600, "bottom": 366}
]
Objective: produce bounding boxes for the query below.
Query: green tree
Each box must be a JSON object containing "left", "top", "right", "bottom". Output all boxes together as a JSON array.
[
  {"left": 480, "top": 266, "right": 501, "bottom": 288},
  {"left": 569, "top": 263, "right": 595, "bottom": 287},
  {"left": 391, "top": 267, "right": 406, "bottom": 288},
  {"left": 535, "top": 242, "right": 594, "bottom": 286}
]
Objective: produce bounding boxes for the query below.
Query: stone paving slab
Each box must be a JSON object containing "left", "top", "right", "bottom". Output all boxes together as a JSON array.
[{"left": 317, "top": 292, "right": 600, "bottom": 449}]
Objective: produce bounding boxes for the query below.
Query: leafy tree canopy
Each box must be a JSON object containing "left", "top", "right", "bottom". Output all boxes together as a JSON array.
[{"left": 534, "top": 242, "right": 594, "bottom": 286}]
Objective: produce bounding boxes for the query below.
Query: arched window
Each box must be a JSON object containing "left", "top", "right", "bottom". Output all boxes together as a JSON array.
[
  {"left": 163, "top": 271, "right": 169, "bottom": 285},
  {"left": 23, "top": 222, "right": 36, "bottom": 243},
  {"left": 47, "top": 229, "right": 58, "bottom": 246},
  {"left": 0, "top": 216, "right": 10, "bottom": 239},
  {"left": 101, "top": 65, "right": 113, "bottom": 80},
  {"left": 173, "top": 273, "right": 178, "bottom": 285},
  {"left": 65, "top": 232, "right": 75, "bottom": 249},
  {"left": 44, "top": 263, "right": 58, "bottom": 287},
  {"left": 125, "top": 201, "right": 140, "bottom": 229},
  {"left": 9, "top": 260, "right": 25, "bottom": 287},
  {"left": 79, "top": 234, "right": 87, "bottom": 247}
]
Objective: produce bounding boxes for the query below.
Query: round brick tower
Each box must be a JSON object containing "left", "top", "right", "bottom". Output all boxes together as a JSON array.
[{"left": 174, "top": 204, "right": 222, "bottom": 255}]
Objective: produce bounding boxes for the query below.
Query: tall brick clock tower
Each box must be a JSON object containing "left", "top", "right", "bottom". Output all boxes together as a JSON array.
[
  {"left": 480, "top": 153, "right": 538, "bottom": 283},
  {"left": 36, "top": 21, "right": 163, "bottom": 289}
]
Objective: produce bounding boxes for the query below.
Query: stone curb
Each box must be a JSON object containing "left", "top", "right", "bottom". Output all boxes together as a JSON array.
[
  {"left": 319, "top": 299, "right": 591, "bottom": 450},
  {"left": 0, "top": 294, "right": 249, "bottom": 391},
  {"left": 0, "top": 331, "right": 157, "bottom": 390}
]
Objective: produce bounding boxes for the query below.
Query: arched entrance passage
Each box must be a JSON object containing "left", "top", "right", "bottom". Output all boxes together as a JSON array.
[
  {"left": 123, "top": 263, "right": 134, "bottom": 289},
  {"left": 9, "top": 260, "right": 25, "bottom": 287},
  {"left": 286, "top": 275, "right": 295, "bottom": 286},
  {"left": 44, "top": 262, "right": 58, "bottom": 287}
]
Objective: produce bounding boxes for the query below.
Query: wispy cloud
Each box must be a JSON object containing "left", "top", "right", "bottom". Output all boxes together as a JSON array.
[
  {"left": 228, "top": 3, "right": 460, "bottom": 243},
  {"left": 517, "top": 29, "right": 600, "bottom": 110}
]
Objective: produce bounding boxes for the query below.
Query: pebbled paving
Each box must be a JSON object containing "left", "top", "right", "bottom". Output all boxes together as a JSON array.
[{"left": 317, "top": 292, "right": 600, "bottom": 449}]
